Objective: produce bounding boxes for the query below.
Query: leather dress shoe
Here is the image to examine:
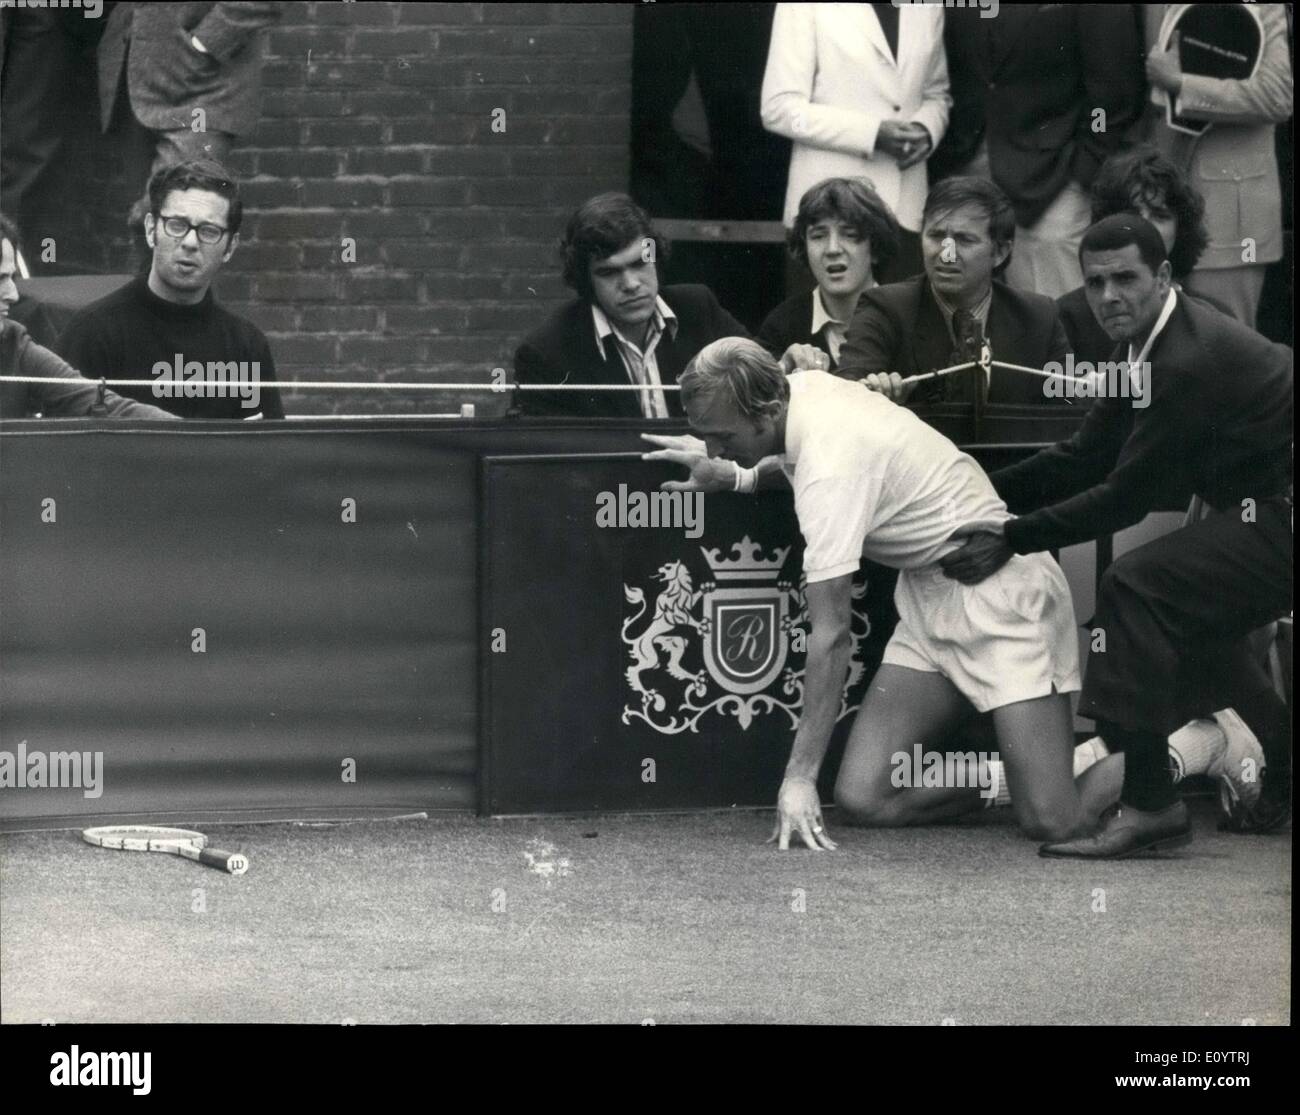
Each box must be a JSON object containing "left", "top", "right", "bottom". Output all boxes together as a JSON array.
[{"left": 1039, "top": 800, "right": 1192, "bottom": 859}]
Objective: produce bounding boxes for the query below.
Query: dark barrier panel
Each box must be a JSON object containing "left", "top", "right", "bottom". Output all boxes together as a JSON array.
[
  {"left": 1, "top": 424, "right": 479, "bottom": 824},
  {"left": 480, "top": 454, "right": 895, "bottom": 813},
  {"left": 0, "top": 412, "right": 1084, "bottom": 826}
]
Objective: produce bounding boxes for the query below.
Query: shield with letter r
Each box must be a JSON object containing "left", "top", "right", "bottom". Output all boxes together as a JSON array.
[{"left": 701, "top": 586, "right": 788, "bottom": 695}]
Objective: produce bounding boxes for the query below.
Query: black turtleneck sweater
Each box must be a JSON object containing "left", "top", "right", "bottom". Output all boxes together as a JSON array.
[{"left": 55, "top": 275, "right": 284, "bottom": 419}]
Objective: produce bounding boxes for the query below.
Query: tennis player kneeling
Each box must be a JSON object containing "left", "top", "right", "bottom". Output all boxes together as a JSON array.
[{"left": 643, "top": 338, "right": 1096, "bottom": 851}]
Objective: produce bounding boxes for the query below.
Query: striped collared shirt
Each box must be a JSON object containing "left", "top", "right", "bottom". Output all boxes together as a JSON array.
[{"left": 592, "top": 295, "right": 678, "bottom": 419}]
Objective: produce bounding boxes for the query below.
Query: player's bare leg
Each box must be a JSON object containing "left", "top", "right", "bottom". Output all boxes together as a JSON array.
[
  {"left": 1076, "top": 752, "right": 1125, "bottom": 817},
  {"left": 834, "top": 664, "right": 989, "bottom": 826},
  {"left": 992, "top": 692, "right": 1093, "bottom": 841}
]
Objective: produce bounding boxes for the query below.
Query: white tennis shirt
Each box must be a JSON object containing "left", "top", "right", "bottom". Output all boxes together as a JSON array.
[{"left": 779, "top": 370, "right": 1010, "bottom": 582}]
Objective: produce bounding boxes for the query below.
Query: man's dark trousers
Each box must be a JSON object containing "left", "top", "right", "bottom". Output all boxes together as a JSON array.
[{"left": 1080, "top": 496, "right": 1293, "bottom": 804}]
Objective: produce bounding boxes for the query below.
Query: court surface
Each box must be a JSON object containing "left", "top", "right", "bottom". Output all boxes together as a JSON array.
[{"left": 1, "top": 798, "right": 1289, "bottom": 1025}]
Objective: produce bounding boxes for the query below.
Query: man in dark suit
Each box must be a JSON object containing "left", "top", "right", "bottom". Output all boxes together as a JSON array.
[
  {"left": 929, "top": 4, "right": 1145, "bottom": 299},
  {"left": 838, "top": 176, "right": 1070, "bottom": 407},
  {"left": 99, "top": 2, "right": 284, "bottom": 226},
  {"left": 512, "top": 193, "right": 756, "bottom": 419},
  {"left": 1058, "top": 145, "right": 1219, "bottom": 367},
  {"left": 941, "top": 215, "right": 1293, "bottom": 856}
]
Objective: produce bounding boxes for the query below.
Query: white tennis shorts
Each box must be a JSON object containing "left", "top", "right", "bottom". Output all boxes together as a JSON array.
[{"left": 882, "top": 552, "right": 1081, "bottom": 712}]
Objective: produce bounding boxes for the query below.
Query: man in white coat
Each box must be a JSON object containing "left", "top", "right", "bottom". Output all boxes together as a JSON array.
[{"left": 761, "top": 2, "right": 951, "bottom": 285}]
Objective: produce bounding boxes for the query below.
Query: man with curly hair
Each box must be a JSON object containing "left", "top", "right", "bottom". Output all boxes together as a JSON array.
[{"left": 1057, "top": 145, "right": 1216, "bottom": 363}]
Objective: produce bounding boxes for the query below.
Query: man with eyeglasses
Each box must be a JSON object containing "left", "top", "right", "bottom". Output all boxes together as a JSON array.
[{"left": 56, "top": 160, "right": 283, "bottom": 420}]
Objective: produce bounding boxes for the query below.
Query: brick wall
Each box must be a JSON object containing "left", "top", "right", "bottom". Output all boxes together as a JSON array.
[{"left": 41, "top": 1, "right": 634, "bottom": 416}]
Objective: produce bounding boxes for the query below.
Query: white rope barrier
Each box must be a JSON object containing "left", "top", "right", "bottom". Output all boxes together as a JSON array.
[
  {"left": 898, "top": 360, "right": 976, "bottom": 385},
  {"left": 0, "top": 358, "right": 1102, "bottom": 392},
  {"left": 987, "top": 358, "right": 1107, "bottom": 384},
  {"left": 0, "top": 376, "right": 673, "bottom": 391},
  {"left": 900, "top": 358, "right": 1105, "bottom": 387}
]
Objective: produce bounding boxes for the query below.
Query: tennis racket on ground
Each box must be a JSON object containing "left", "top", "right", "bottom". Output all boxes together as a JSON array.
[{"left": 81, "top": 825, "right": 249, "bottom": 875}]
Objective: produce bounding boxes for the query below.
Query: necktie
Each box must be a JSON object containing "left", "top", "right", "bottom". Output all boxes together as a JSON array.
[{"left": 951, "top": 309, "right": 988, "bottom": 403}]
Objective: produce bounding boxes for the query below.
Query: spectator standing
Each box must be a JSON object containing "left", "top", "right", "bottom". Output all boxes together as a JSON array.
[
  {"left": 98, "top": 2, "right": 284, "bottom": 227},
  {"left": 761, "top": 2, "right": 950, "bottom": 286},
  {"left": 1142, "top": 3, "right": 1293, "bottom": 328},
  {"left": 931, "top": 4, "right": 1146, "bottom": 299}
]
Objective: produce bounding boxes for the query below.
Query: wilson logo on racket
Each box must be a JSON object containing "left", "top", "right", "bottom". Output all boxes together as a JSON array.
[{"left": 81, "top": 826, "right": 250, "bottom": 875}]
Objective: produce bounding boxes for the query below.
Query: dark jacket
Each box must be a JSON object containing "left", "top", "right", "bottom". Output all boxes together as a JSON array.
[
  {"left": 512, "top": 284, "right": 749, "bottom": 418},
  {"left": 8, "top": 295, "right": 60, "bottom": 351},
  {"left": 1058, "top": 283, "right": 1238, "bottom": 367},
  {"left": 994, "top": 293, "right": 1294, "bottom": 555},
  {"left": 755, "top": 290, "right": 837, "bottom": 369},
  {"left": 99, "top": 2, "right": 284, "bottom": 135},
  {"left": 929, "top": 4, "right": 1146, "bottom": 226},
  {"left": 1, "top": 319, "right": 178, "bottom": 420},
  {"left": 837, "top": 275, "right": 1070, "bottom": 406}
]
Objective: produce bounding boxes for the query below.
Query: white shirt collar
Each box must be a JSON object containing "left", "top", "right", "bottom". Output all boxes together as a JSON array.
[
  {"left": 592, "top": 295, "right": 677, "bottom": 358},
  {"left": 1127, "top": 287, "right": 1179, "bottom": 367},
  {"left": 809, "top": 288, "right": 846, "bottom": 337},
  {"left": 780, "top": 370, "right": 812, "bottom": 470}
]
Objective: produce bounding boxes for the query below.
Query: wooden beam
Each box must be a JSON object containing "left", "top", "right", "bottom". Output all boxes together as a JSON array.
[{"left": 652, "top": 218, "right": 788, "bottom": 244}]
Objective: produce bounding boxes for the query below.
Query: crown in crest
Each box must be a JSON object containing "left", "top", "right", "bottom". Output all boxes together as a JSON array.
[{"left": 700, "top": 536, "right": 790, "bottom": 581}]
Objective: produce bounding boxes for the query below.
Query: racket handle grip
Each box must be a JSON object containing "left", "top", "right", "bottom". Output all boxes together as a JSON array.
[{"left": 200, "top": 847, "right": 249, "bottom": 875}]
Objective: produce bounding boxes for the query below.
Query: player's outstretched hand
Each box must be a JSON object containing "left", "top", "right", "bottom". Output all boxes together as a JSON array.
[
  {"left": 640, "top": 433, "right": 736, "bottom": 492},
  {"left": 939, "top": 525, "right": 1014, "bottom": 584},
  {"left": 780, "top": 343, "right": 830, "bottom": 373},
  {"left": 861, "top": 372, "right": 915, "bottom": 403},
  {"left": 766, "top": 776, "right": 836, "bottom": 851},
  {"left": 640, "top": 432, "right": 708, "bottom": 457}
]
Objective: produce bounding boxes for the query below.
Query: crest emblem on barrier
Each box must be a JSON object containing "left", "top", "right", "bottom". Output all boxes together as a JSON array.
[{"left": 621, "top": 536, "right": 869, "bottom": 735}]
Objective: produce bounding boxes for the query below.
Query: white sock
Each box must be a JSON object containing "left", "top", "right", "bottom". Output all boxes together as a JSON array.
[
  {"left": 1167, "top": 718, "right": 1226, "bottom": 782},
  {"left": 983, "top": 759, "right": 1013, "bottom": 808},
  {"left": 984, "top": 726, "right": 1224, "bottom": 805},
  {"left": 1073, "top": 736, "right": 1110, "bottom": 778}
]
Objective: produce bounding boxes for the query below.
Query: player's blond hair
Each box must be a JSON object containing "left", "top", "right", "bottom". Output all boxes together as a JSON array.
[{"left": 679, "top": 337, "right": 789, "bottom": 422}]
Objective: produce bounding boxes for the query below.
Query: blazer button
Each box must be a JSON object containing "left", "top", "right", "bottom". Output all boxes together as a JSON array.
[{"left": 893, "top": 104, "right": 901, "bottom": 112}]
